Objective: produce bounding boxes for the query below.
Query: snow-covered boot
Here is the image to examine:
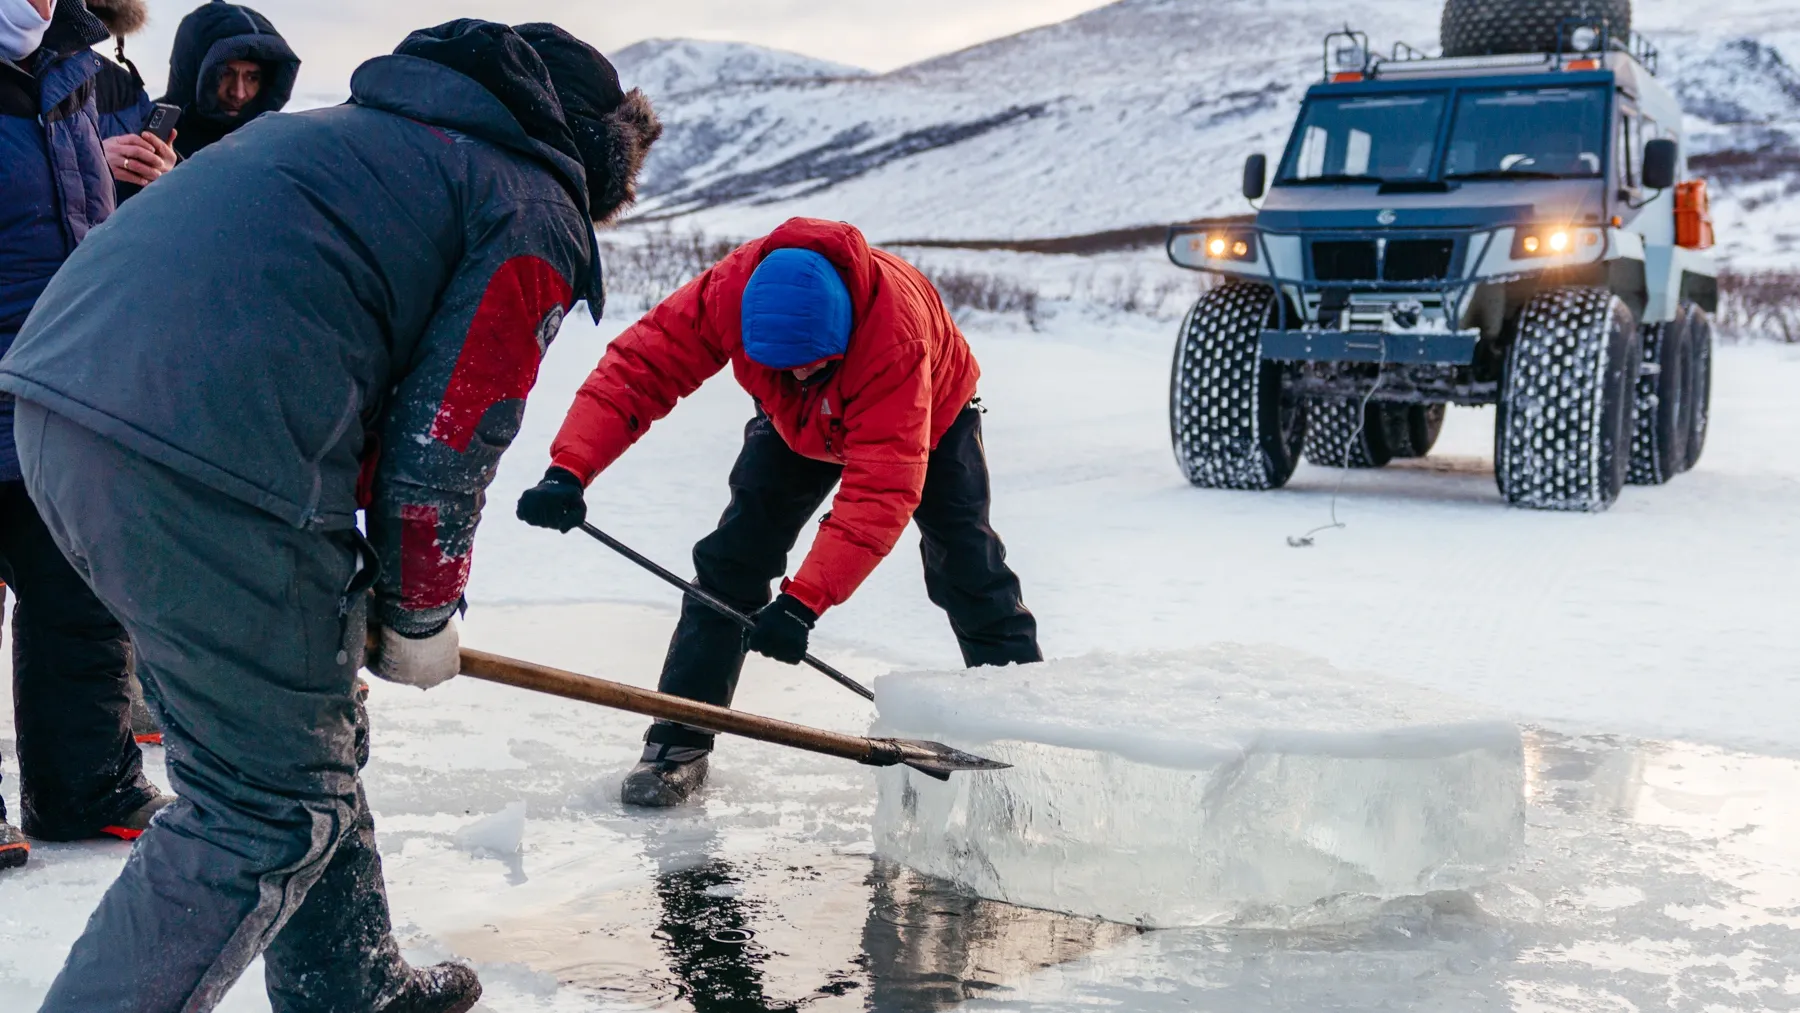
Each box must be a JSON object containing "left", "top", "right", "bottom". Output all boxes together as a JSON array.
[
  {"left": 0, "top": 821, "right": 28, "bottom": 870},
  {"left": 621, "top": 744, "right": 710, "bottom": 807},
  {"left": 127, "top": 672, "right": 162, "bottom": 745},
  {"left": 379, "top": 961, "right": 481, "bottom": 1013},
  {"left": 99, "top": 793, "right": 173, "bottom": 841}
]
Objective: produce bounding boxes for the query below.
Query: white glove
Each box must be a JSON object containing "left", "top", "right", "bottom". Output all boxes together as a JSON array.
[{"left": 371, "top": 619, "right": 460, "bottom": 690}]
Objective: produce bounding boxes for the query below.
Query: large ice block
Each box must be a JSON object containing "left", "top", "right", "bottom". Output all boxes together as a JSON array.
[{"left": 872, "top": 646, "right": 1525, "bottom": 927}]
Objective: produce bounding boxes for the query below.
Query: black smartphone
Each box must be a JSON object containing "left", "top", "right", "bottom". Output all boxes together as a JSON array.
[{"left": 144, "top": 103, "right": 181, "bottom": 143}]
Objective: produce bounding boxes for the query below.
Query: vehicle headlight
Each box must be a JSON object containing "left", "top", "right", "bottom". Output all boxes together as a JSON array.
[
  {"left": 1512, "top": 227, "right": 1601, "bottom": 259},
  {"left": 1189, "top": 232, "right": 1258, "bottom": 262}
]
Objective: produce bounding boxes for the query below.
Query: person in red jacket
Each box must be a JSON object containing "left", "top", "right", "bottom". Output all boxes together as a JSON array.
[{"left": 518, "top": 217, "right": 1041, "bottom": 805}]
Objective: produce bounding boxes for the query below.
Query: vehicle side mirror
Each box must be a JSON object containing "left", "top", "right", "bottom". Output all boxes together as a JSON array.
[
  {"left": 1243, "top": 153, "right": 1267, "bottom": 201},
  {"left": 1642, "top": 138, "right": 1678, "bottom": 191}
]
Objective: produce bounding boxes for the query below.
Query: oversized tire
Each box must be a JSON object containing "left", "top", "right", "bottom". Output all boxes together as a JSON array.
[
  {"left": 1495, "top": 287, "right": 1642, "bottom": 511},
  {"left": 1170, "top": 283, "right": 1307, "bottom": 489},
  {"left": 1440, "top": 0, "right": 1631, "bottom": 57},
  {"left": 1388, "top": 403, "right": 1446, "bottom": 459},
  {"left": 1682, "top": 304, "right": 1713, "bottom": 471},
  {"left": 1303, "top": 401, "right": 1391, "bottom": 469},
  {"left": 1626, "top": 313, "right": 1691, "bottom": 485}
]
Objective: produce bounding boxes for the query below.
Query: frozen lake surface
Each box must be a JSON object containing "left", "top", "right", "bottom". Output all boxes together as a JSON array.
[{"left": 2, "top": 312, "right": 1797, "bottom": 1010}]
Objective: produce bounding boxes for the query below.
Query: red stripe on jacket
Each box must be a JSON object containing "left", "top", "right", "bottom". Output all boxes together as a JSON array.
[
  {"left": 399, "top": 504, "right": 470, "bottom": 613},
  {"left": 431, "top": 255, "right": 572, "bottom": 452}
]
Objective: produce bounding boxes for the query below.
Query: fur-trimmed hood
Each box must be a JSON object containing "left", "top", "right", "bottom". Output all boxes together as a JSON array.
[
  {"left": 580, "top": 87, "right": 660, "bottom": 225},
  {"left": 392, "top": 20, "right": 661, "bottom": 225},
  {"left": 86, "top": 0, "right": 148, "bottom": 37}
]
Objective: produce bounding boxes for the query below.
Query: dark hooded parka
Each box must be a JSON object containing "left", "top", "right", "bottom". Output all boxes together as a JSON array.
[
  {"left": 157, "top": 0, "right": 299, "bottom": 159},
  {"left": 1, "top": 20, "right": 660, "bottom": 1011},
  {"left": 3, "top": 19, "right": 664, "bottom": 638}
]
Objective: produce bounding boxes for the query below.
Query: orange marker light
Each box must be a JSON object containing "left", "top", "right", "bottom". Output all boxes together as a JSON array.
[
  {"left": 1232, "top": 240, "right": 1249, "bottom": 257},
  {"left": 1331, "top": 71, "right": 1364, "bottom": 83},
  {"left": 1522, "top": 235, "right": 1540, "bottom": 254}
]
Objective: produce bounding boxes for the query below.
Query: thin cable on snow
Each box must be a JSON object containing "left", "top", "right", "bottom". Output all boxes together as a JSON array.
[{"left": 1288, "top": 340, "right": 1387, "bottom": 548}]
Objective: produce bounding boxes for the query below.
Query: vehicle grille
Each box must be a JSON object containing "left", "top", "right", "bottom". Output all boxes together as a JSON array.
[
  {"left": 1384, "top": 239, "right": 1456, "bottom": 281},
  {"left": 1312, "top": 240, "right": 1378, "bottom": 281},
  {"left": 1310, "top": 238, "right": 1458, "bottom": 282}
]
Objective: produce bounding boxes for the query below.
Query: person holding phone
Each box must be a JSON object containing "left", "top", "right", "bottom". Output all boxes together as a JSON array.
[
  {"left": 0, "top": 0, "right": 172, "bottom": 874},
  {"left": 85, "top": 0, "right": 180, "bottom": 199}
]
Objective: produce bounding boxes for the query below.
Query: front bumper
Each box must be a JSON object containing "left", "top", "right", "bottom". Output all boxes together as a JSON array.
[
  {"left": 1169, "top": 222, "right": 1634, "bottom": 366},
  {"left": 1259, "top": 329, "right": 1481, "bottom": 364}
]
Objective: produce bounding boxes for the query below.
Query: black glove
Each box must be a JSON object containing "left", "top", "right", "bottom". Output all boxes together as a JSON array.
[
  {"left": 516, "top": 467, "right": 587, "bottom": 532},
  {"left": 744, "top": 593, "right": 817, "bottom": 664}
]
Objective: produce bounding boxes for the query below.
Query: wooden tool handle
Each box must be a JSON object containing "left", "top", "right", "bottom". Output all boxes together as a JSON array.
[{"left": 456, "top": 647, "right": 878, "bottom": 764}]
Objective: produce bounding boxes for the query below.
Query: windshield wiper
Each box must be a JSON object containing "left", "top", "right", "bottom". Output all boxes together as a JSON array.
[
  {"left": 1444, "top": 169, "right": 1570, "bottom": 181},
  {"left": 1279, "top": 173, "right": 1386, "bottom": 186}
]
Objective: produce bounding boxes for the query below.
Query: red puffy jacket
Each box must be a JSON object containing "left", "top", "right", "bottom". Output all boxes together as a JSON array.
[{"left": 550, "top": 218, "right": 980, "bottom": 615}]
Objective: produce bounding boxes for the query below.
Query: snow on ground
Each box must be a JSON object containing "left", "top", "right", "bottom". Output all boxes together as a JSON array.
[
  {"left": 477, "top": 307, "right": 1800, "bottom": 755},
  {"left": 2, "top": 307, "right": 1798, "bottom": 1009}
]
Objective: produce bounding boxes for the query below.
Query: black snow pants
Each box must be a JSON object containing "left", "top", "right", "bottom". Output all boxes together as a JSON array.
[
  {"left": 17, "top": 402, "right": 409, "bottom": 1013},
  {"left": 648, "top": 405, "right": 1040, "bottom": 753},
  {"left": 0, "top": 479, "right": 153, "bottom": 839}
]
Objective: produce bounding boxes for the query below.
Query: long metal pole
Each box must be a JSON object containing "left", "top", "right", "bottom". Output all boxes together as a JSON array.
[{"left": 576, "top": 522, "right": 876, "bottom": 702}]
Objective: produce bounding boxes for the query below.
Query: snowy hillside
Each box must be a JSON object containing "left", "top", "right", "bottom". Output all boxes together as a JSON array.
[
  {"left": 617, "top": 0, "right": 1800, "bottom": 266},
  {"left": 610, "top": 38, "right": 866, "bottom": 101}
]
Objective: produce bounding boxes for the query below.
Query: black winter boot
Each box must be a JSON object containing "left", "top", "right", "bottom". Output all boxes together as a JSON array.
[
  {"left": 621, "top": 742, "right": 711, "bottom": 808},
  {"left": 0, "top": 821, "right": 28, "bottom": 870},
  {"left": 99, "top": 792, "right": 174, "bottom": 841},
  {"left": 377, "top": 962, "right": 481, "bottom": 1013}
]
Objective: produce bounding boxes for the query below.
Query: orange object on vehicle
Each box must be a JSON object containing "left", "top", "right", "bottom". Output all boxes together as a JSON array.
[{"left": 1675, "top": 179, "right": 1714, "bottom": 250}]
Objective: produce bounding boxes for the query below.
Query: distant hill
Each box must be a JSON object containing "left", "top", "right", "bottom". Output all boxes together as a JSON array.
[
  {"left": 612, "top": 0, "right": 1800, "bottom": 266},
  {"left": 612, "top": 38, "right": 867, "bottom": 101}
]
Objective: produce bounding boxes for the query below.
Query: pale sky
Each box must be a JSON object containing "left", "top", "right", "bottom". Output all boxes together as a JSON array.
[{"left": 116, "top": 0, "right": 1111, "bottom": 100}]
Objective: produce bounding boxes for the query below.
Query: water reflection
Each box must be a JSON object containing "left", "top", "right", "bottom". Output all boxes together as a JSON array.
[
  {"left": 859, "top": 859, "right": 1140, "bottom": 1010},
  {"left": 652, "top": 858, "right": 796, "bottom": 1011},
  {"left": 441, "top": 730, "right": 1800, "bottom": 1012}
]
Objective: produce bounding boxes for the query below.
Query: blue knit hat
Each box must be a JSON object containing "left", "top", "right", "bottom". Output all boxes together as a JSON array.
[{"left": 740, "top": 249, "right": 853, "bottom": 370}]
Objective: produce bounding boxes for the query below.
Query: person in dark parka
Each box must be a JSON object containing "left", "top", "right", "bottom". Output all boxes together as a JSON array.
[
  {"left": 157, "top": 0, "right": 298, "bottom": 160},
  {"left": 0, "top": 18, "right": 659, "bottom": 1012},
  {"left": 0, "top": 0, "right": 167, "bottom": 872}
]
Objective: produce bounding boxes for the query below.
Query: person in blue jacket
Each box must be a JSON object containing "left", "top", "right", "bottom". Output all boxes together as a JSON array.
[
  {"left": 0, "top": 0, "right": 170, "bottom": 874},
  {"left": 2, "top": 18, "right": 659, "bottom": 1012}
]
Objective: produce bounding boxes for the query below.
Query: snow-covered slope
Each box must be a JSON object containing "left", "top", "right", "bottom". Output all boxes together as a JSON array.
[
  {"left": 620, "top": 0, "right": 1800, "bottom": 265},
  {"left": 611, "top": 38, "right": 867, "bottom": 101}
]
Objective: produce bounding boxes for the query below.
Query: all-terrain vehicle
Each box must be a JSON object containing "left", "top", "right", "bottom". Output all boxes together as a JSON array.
[{"left": 1166, "top": 0, "right": 1717, "bottom": 510}]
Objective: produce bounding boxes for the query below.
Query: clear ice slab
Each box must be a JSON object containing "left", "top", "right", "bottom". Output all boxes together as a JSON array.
[{"left": 872, "top": 646, "right": 1525, "bottom": 927}]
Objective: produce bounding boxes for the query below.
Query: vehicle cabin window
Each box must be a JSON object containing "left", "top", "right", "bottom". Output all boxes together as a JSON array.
[
  {"left": 1443, "top": 86, "right": 1608, "bottom": 180},
  {"left": 1279, "top": 93, "right": 1447, "bottom": 183}
]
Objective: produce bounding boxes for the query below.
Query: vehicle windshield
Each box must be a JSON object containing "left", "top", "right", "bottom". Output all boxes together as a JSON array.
[
  {"left": 1277, "top": 93, "right": 1447, "bottom": 184},
  {"left": 1443, "top": 86, "right": 1608, "bottom": 179}
]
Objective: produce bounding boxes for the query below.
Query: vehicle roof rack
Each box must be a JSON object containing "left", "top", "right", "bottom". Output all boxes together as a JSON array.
[{"left": 1321, "top": 22, "right": 1659, "bottom": 82}]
